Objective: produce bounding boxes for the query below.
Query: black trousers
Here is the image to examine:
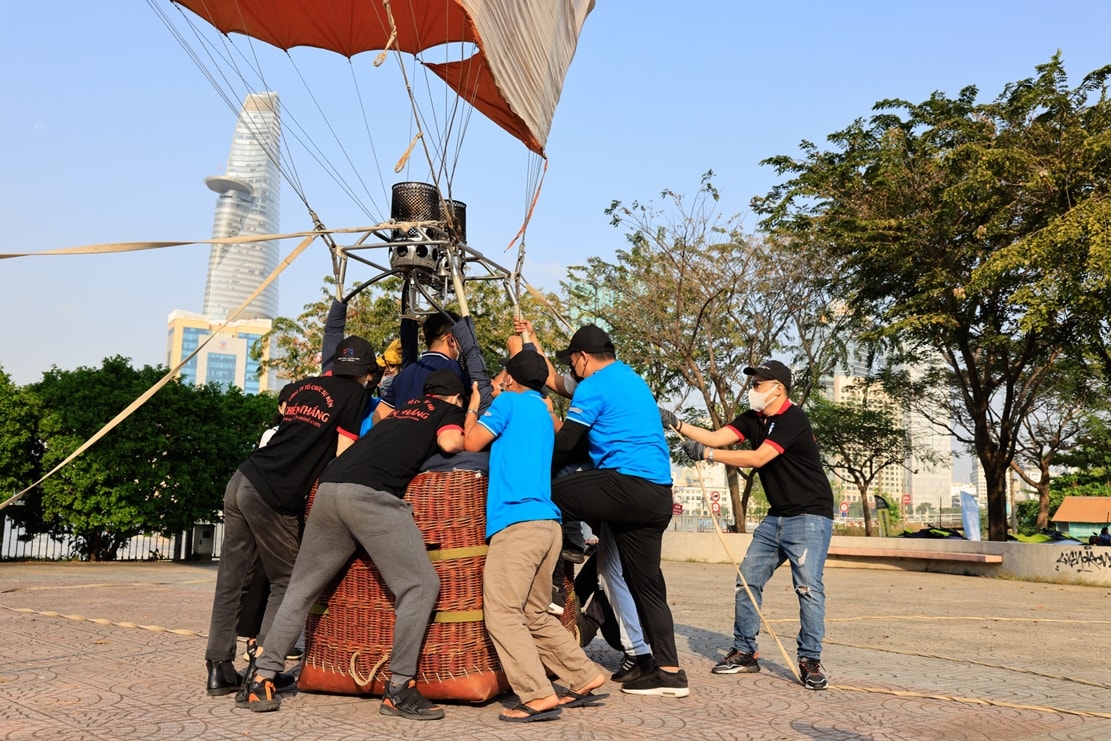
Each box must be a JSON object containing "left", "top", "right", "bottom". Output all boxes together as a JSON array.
[{"left": 551, "top": 468, "right": 678, "bottom": 666}]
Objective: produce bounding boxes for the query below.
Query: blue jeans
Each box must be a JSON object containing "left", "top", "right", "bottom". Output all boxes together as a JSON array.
[{"left": 733, "top": 514, "right": 832, "bottom": 661}]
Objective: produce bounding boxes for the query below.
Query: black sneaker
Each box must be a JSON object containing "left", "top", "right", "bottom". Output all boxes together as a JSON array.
[
  {"left": 241, "top": 676, "right": 280, "bottom": 712},
  {"left": 620, "top": 667, "right": 689, "bottom": 698},
  {"left": 612, "top": 653, "right": 653, "bottom": 684},
  {"left": 799, "top": 658, "right": 828, "bottom": 690},
  {"left": 712, "top": 648, "right": 760, "bottom": 675},
  {"left": 611, "top": 654, "right": 639, "bottom": 683},
  {"left": 380, "top": 679, "right": 446, "bottom": 720}
]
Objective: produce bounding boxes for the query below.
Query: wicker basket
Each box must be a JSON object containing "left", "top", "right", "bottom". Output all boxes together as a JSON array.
[{"left": 296, "top": 470, "right": 577, "bottom": 702}]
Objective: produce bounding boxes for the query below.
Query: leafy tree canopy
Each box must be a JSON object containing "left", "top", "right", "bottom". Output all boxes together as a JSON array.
[
  {"left": 26, "top": 356, "right": 273, "bottom": 560},
  {"left": 753, "top": 54, "right": 1111, "bottom": 540}
]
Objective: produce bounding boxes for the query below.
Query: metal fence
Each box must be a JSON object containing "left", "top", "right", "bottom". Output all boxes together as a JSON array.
[{"left": 1, "top": 514, "right": 180, "bottom": 561}]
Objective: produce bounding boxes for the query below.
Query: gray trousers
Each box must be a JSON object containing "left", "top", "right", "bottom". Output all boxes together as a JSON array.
[
  {"left": 255, "top": 482, "right": 440, "bottom": 681},
  {"left": 205, "top": 470, "right": 300, "bottom": 662}
]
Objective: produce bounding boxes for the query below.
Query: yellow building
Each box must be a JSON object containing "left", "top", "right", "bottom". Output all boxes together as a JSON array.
[{"left": 166, "top": 310, "right": 274, "bottom": 394}]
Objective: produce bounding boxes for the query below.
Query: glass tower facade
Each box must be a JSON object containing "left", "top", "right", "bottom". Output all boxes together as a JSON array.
[{"left": 201, "top": 92, "right": 281, "bottom": 322}]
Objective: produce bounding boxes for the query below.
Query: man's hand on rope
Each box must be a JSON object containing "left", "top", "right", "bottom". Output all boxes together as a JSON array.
[{"left": 680, "top": 439, "right": 706, "bottom": 463}]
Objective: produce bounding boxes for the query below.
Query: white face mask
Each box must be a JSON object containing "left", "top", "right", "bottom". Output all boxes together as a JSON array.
[{"left": 748, "top": 385, "right": 774, "bottom": 412}]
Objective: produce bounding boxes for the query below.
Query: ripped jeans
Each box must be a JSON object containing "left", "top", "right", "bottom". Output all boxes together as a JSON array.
[{"left": 732, "top": 514, "right": 832, "bottom": 661}]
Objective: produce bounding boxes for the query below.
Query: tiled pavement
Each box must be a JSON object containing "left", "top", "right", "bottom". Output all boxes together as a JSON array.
[{"left": 2, "top": 559, "right": 1109, "bottom": 740}]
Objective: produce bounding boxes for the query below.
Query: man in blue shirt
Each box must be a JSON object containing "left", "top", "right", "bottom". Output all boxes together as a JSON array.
[
  {"left": 464, "top": 349, "right": 605, "bottom": 722},
  {"left": 549, "top": 325, "right": 687, "bottom": 698}
]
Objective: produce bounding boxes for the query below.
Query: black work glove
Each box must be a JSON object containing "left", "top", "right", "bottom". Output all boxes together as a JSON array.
[
  {"left": 658, "top": 406, "right": 679, "bottom": 430},
  {"left": 680, "top": 439, "right": 706, "bottom": 463}
]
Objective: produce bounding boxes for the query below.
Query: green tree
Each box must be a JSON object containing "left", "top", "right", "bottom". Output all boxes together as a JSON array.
[
  {"left": 0, "top": 366, "right": 40, "bottom": 502},
  {"left": 29, "top": 357, "right": 274, "bottom": 560},
  {"left": 754, "top": 56, "right": 1111, "bottom": 540},
  {"left": 1053, "top": 412, "right": 1111, "bottom": 489},
  {"left": 256, "top": 276, "right": 405, "bottom": 382},
  {"left": 0, "top": 367, "right": 43, "bottom": 553},
  {"left": 1008, "top": 360, "right": 1105, "bottom": 530}
]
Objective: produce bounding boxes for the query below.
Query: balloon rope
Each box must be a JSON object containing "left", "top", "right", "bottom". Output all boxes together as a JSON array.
[
  {"left": 504, "top": 158, "right": 548, "bottom": 255},
  {"left": 381, "top": 0, "right": 439, "bottom": 182},
  {"left": 374, "top": 0, "right": 398, "bottom": 67},
  {"left": 394, "top": 131, "right": 423, "bottom": 173}
]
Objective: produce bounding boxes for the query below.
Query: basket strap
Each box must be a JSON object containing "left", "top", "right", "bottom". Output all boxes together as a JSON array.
[
  {"left": 426, "top": 545, "right": 488, "bottom": 561},
  {"left": 432, "top": 609, "right": 485, "bottom": 623}
]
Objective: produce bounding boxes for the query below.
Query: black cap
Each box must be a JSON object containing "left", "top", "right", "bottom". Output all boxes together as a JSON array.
[
  {"left": 276, "top": 382, "right": 296, "bottom": 405},
  {"left": 423, "top": 369, "right": 465, "bottom": 397},
  {"left": 555, "top": 324, "right": 615, "bottom": 364},
  {"left": 502, "top": 349, "right": 548, "bottom": 391},
  {"left": 332, "top": 336, "right": 376, "bottom": 377},
  {"left": 743, "top": 360, "right": 792, "bottom": 393}
]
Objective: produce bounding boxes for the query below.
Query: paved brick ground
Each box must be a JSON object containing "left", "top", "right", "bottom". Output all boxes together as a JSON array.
[{"left": 2, "top": 560, "right": 1109, "bottom": 740}]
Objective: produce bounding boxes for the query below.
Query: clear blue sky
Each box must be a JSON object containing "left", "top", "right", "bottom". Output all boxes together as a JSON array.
[{"left": 2, "top": 1, "right": 1108, "bottom": 390}]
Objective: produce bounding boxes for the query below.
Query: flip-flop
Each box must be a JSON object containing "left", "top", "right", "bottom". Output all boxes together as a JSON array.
[
  {"left": 498, "top": 703, "right": 563, "bottom": 723},
  {"left": 559, "top": 689, "right": 610, "bottom": 708}
]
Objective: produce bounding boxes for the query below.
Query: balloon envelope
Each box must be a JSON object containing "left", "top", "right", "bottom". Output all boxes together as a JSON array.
[{"left": 173, "top": 0, "right": 595, "bottom": 155}]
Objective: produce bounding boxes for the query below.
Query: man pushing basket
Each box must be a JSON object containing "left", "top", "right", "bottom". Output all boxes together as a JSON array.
[{"left": 241, "top": 369, "right": 468, "bottom": 721}]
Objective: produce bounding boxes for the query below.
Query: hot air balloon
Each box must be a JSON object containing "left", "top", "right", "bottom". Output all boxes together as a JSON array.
[{"left": 156, "top": 0, "right": 595, "bottom": 704}]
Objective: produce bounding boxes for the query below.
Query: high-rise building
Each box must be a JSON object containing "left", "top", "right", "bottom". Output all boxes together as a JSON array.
[
  {"left": 167, "top": 92, "right": 281, "bottom": 393},
  {"left": 821, "top": 356, "right": 953, "bottom": 519},
  {"left": 202, "top": 92, "right": 281, "bottom": 322},
  {"left": 166, "top": 310, "right": 273, "bottom": 395}
]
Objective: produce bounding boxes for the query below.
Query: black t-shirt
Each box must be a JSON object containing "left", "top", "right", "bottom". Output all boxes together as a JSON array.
[
  {"left": 240, "top": 375, "right": 367, "bottom": 515},
  {"left": 320, "top": 395, "right": 465, "bottom": 496},
  {"left": 726, "top": 401, "right": 834, "bottom": 519}
]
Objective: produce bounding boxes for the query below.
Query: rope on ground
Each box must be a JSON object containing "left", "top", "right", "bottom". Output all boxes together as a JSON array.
[
  {"left": 1, "top": 578, "right": 215, "bottom": 594},
  {"left": 823, "top": 615, "right": 1111, "bottom": 625},
  {"left": 825, "top": 638, "right": 1111, "bottom": 691},
  {"left": 828, "top": 682, "right": 1111, "bottom": 720},
  {"left": 0, "top": 603, "right": 205, "bottom": 638}
]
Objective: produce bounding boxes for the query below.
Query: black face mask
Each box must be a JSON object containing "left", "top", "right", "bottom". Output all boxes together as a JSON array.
[{"left": 569, "top": 355, "right": 584, "bottom": 383}]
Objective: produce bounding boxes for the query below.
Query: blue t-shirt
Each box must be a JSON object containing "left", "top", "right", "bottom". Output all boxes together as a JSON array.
[
  {"left": 477, "top": 389, "right": 561, "bottom": 538},
  {"left": 565, "top": 361, "right": 672, "bottom": 486},
  {"left": 359, "top": 396, "right": 380, "bottom": 436}
]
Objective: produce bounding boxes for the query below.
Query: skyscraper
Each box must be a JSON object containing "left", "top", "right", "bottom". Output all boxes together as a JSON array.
[
  {"left": 167, "top": 92, "right": 282, "bottom": 393},
  {"left": 202, "top": 91, "right": 281, "bottom": 322}
]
